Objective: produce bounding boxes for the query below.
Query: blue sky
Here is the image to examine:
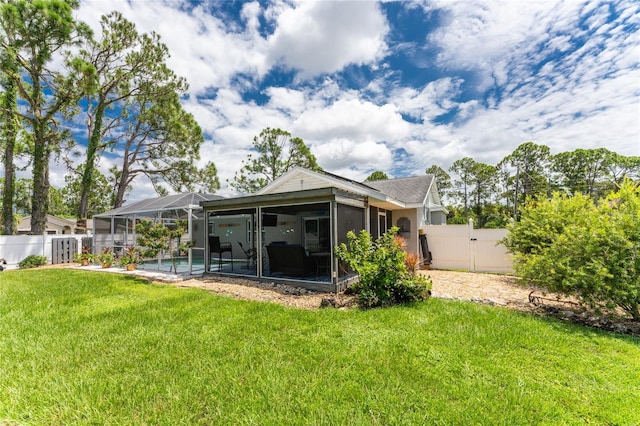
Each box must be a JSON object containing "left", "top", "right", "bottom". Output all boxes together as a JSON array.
[{"left": 74, "top": 0, "right": 640, "bottom": 199}]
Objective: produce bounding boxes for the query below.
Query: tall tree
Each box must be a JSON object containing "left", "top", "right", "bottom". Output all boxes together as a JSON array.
[
  {"left": 0, "top": 49, "right": 18, "bottom": 234},
  {"left": 48, "top": 186, "right": 72, "bottom": 217},
  {"left": 111, "top": 88, "right": 206, "bottom": 208},
  {"left": 72, "top": 12, "right": 197, "bottom": 221},
  {"left": 364, "top": 170, "right": 388, "bottom": 182},
  {"left": 449, "top": 157, "right": 476, "bottom": 214},
  {"left": 449, "top": 158, "right": 498, "bottom": 227},
  {"left": 605, "top": 153, "right": 640, "bottom": 189},
  {"left": 425, "top": 165, "right": 452, "bottom": 200},
  {"left": 469, "top": 162, "right": 498, "bottom": 227},
  {"left": 0, "top": 177, "right": 33, "bottom": 216},
  {"left": 551, "top": 148, "right": 614, "bottom": 199},
  {"left": 498, "top": 142, "right": 551, "bottom": 216},
  {"left": 151, "top": 160, "right": 221, "bottom": 195},
  {"left": 198, "top": 162, "right": 222, "bottom": 194},
  {"left": 0, "top": 0, "right": 91, "bottom": 233},
  {"left": 61, "top": 169, "right": 113, "bottom": 218},
  {"left": 230, "top": 127, "right": 322, "bottom": 194}
]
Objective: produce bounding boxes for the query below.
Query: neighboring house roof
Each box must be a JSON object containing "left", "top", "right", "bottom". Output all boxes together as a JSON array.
[{"left": 95, "top": 192, "right": 223, "bottom": 217}]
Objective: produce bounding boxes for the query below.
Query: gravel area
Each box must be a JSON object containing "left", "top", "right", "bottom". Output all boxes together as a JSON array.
[{"left": 172, "top": 269, "right": 532, "bottom": 310}]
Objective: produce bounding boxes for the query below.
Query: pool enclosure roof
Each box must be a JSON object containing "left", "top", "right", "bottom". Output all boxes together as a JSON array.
[{"left": 95, "top": 192, "right": 224, "bottom": 217}]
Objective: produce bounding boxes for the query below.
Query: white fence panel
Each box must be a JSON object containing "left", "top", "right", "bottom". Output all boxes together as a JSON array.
[
  {"left": 423, "top": 222, "right": 513, "bottom": 274},
  {"left": 0, "top": 235, "right": 86, "bottom": 266},
  {"left": 423, "top": 224, "right": 472, "bottom": 271},
  {"left": 471, "top": 228, "right": 512, "bottom": 273}
]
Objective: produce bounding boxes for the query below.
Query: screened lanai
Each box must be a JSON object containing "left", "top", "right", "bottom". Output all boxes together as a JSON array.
[
  {"left": 93, "top": 192, "right": 223, "bottom": 274},
  {"left": 200, "top": 187, "right": 366, "bottom": 292}
]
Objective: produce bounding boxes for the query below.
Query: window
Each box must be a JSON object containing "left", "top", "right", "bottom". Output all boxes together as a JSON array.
[
  {"left": 378, "top": 210, "right": 387, "bottom": 238},
  {"left": 304, "top": 217, "right": 330, "bottom": 251}
]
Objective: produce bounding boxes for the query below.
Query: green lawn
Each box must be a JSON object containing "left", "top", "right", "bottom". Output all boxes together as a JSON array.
[{"left": 1, "top": 270, "right": 638, "bottom": 425}]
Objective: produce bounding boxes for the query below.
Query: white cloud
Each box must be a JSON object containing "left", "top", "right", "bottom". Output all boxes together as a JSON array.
[
  {"left": 266, "top": 1, "right": 389, "bottom": 77},
  {"left": 313, "top": 138, "right": 394, "bottom": 177},
  {"left": 264, "top": 87, "right": 307, "bottom": 116},
  {"left": 389, "top": 77, "right": 463, "bottom": 121},
  {"left": 294, "top": 99, "right": 410, "bottom": 142}
]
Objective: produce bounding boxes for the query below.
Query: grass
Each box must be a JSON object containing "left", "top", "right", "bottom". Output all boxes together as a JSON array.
[{"left": 0, "top": 269, "right": 638, "bottom": 425}]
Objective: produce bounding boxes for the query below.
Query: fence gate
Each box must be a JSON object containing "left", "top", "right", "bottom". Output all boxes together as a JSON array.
[{"left": 52, "top": 238, "right": 78, "bottom": 264}]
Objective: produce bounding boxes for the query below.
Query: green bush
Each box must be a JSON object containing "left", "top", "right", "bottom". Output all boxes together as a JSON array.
[
  {"left": 335, "top": 227, "right": 431, "bottom": 308},
  {"left": 502, "top": 180, "right": 640, "bottom": 320},
  {"left": 18, "top": 255, "right": 47, "bottom": 269}
]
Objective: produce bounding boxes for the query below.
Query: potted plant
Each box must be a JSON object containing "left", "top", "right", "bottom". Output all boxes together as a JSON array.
[
  {"left": 74, "top": 246, "right": 94, "bottom": 266},
  {"left": 119, "top": 246, "right": 142, "bottom": 271},
  {"left": 96, "top": 247, "right": 116, "bottom": 268}
]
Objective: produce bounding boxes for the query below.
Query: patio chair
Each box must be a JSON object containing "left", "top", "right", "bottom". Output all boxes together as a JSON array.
[
  {"left": 237, "top": 241, "right": 257, "bottom": 268},
  {"left": 209, "top": 236, "right": 233, "bottom": 271}
]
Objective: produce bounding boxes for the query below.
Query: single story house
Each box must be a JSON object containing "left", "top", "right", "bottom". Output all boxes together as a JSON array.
[
  {"left": 200, "top": 167, "right": 447, "bottom": 292},
  {"left": 17, "top": 215, "right": 93, "bottom": 235}
]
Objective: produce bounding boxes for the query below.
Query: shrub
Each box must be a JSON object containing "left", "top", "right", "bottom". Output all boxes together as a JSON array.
[
  {"left": 335, "top": 227, "right": 431, "bottom": 308},
  {"left": 96, "top": 247, "right": 116, "bottom": 267},
  {"left": 73, "top": 246, "right": 94, "bottom": 264},
  {"left": 119, "top": 246, "right": 143, "bottom": 268},
  {"left": 502, "top": 180, "right": 640, "bottom": 320},
  {"left": 18, "top": 255, "right": 47, "bottom": 269}
]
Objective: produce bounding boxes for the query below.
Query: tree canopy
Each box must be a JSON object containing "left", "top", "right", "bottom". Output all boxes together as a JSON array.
[
  {"left": 0, "top": 5, "right": 219, "bottom": 231},
  {"left": 364, "top": 170, "right": 388, "bottom": 182},
  {"left": 230, "top": 127, "right": 322, "bottom": 194},
  {"left": 440, "top": 144, "right": 638, "bottom": 228},
  {"left": 0, "top": 0, "right": 92, "bottom": 233}
]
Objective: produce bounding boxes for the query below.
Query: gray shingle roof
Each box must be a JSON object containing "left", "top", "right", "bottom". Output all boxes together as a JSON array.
[{"left": 363, "top": 175, "right": 434, "bottom": 204}]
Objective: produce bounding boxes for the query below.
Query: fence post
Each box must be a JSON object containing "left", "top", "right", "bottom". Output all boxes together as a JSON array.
[{"left": 468, "top": 218, "right": 476, "bottom": 272}]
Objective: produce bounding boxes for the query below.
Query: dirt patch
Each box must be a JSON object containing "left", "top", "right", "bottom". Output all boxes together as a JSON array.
[{"left": 176, "top": 276, "right": 358, "bottom": 310}]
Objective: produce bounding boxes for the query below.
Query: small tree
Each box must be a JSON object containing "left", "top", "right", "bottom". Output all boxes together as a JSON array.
[
  {"left": 135, "top": 218, "right": 192, "bottom": 274},
  {"left": 502, "top": 180, "right": 640, "bottom": 320},
  {"left": 335, "top": 227, "right": 431, "bottom": 308}
]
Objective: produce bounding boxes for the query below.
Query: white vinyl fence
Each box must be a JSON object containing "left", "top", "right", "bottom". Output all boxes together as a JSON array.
[
  {"left": 423, "top": 220, "right": 513, "bottom": 274},
  {"left": 1, "top": 222, "right": 514, "bottom": 274},
  {"left": 0, "top": 235, "right": 86, "bottom": 268}
]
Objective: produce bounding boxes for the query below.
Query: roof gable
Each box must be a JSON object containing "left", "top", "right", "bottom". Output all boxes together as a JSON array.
[{"left": 258, "top": 167, "right": 383, "bottom": 199}]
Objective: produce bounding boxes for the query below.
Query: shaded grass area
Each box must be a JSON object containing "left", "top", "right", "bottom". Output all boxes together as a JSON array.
[{"left": 1, "top": 270, "right": 638, "bottom": 425}]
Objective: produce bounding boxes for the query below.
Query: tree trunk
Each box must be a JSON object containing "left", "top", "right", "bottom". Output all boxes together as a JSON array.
[
  {"left": 113, "top": 162, "right": 130, "bottom": 209},
  {"left": 30, "top": 123, "right": 50, "bottom": 235},
  {"left": 2, "top": 78, "right": 17, "bottom": 234},
  {"left": 2, "top": 137, "right": 15, "bottom": 234},
  {"left": 78, "top": 99, "right": 106, "bottom": 220}
]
